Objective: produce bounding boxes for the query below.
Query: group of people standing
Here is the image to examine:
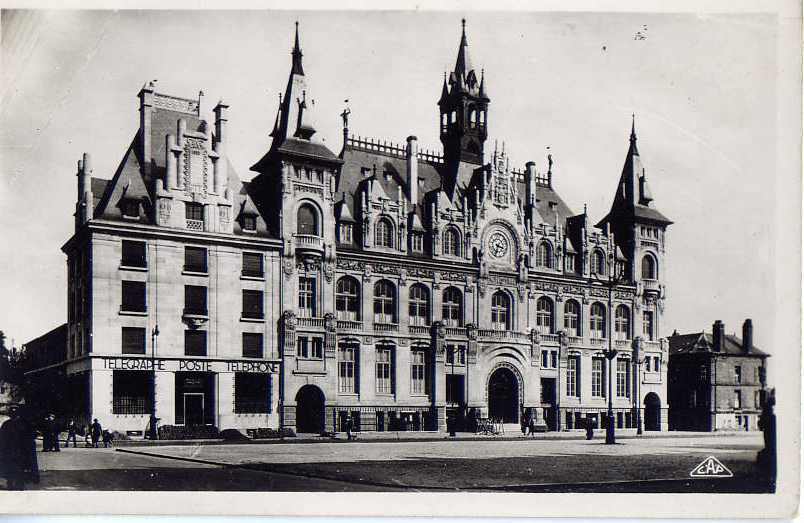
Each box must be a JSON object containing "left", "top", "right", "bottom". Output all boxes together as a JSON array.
[
  {"left": 519, "top": 409, "right": 538, "bottom": 437},
  {"left": 1, "top": 408, "right": 113, "bottom": 490}
]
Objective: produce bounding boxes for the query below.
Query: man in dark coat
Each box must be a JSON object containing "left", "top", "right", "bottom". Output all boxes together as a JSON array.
[
  {"left": 0, "top": 407, "right": 40, "bottom": 490},
  {"left": 66, "top": 419, "right": 78, "bottom": 448},
  {"left": 48, "top": 415, "right": 60, "bottom": 452},
  {"left": 90, "top": 419, "right": 102, "bottom": 448}
]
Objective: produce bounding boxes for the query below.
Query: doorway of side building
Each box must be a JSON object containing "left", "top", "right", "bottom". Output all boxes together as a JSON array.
[
  {"left": 295, "top": 385, "right": 325, "bottom": 433},
  {"left": 644, "top": 392, "right": 662, "bottom": 431},
  {"left": 540, "top": 377, "right": 558, "bottom": 430},
  {"left": 175, "top": 372, "right": 215, "bottom": 426},
  {"left": 488, "top": 367, "right": 519, "bottom": 423}
]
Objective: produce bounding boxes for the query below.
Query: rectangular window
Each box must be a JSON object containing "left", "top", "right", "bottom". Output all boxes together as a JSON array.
[
  {"left": 311, "top": 338, "right": 323, "bottom": 359},
  {"left": 121, "top": 327, "right": 146, "bottom": 355},
  {"left": 411, "top": 350, "right": 427, "bottom": 395},
  {"left": 654, "top": 356, "right": 660, "bottom": 372},
  {"left": 184, "top": 330, "right": 207, "bottom": 356},
  {"left": 184, "top": 246, "right": 207, "bottom": 273},
  {"left": 566, "top": 356, "right": 579, "bottom": 397},
  {"left": 733, "top": 390, "right": 742, "bottom": 409},
  {"left": 551, "top": 351, "right": 558, "bottom": 369},
  {"left": 297, "top": 336, "right": 309, "bottom": 358},
  {"left": 184, "top": 285, "right": 207, "bottom": 316},
  {"left": 376, "top": 346, "right": 393, "bottom": 394},
  {"left": 234, "top": 373, "right": 269, "bottom": 413},
  {"left": 242, "top": 252, "right": 263, "bottom": 277},
  {"left": 642, "top": 311, "right": 654, "bottom": 341},
  {"left": 592, "top": 358, "right": 604, "bottom": 397},
  {"left": 122, "top": 200, "right": 140, "bottom": 218},
  {"left": 734, "top": 365, "right": 742, "bottom": 384},
  {"left": 445, "top": 346, "right": 465, "bottom": 365},
  {"left": 566, "top": 255, "right": 575, "bottom": 272},
  {"left": 242, "top": 215, "right": 257, "bottom": 232},
  {"left": 541, "top": 350, "right": 549, "bottom": 368},
  {"left": 112, "top": 371, "right": 152, "bottom": 414},
  {"left": 411, "top": 233, "right": 423, "bottom": 252},
  {"left": 339, "top": 224, "right": 353, "bottom": 244},
  {"left": 644, "top": 357, "right": 651, "bottom": 373},
  {"left": 616, "top": 359, "right": 630, "bottom": 397},
  {"left": 242, "top": 333, "right": 263, "bottom": 359},
  {"left": 242, "top": 290, "right": 264, "bottom": 319},
  {"left": 121, "top": 281, "right": 146, "bottom": 312},
  {"left": 754, "top": 390, "right": 761, "bottom": 409},
  {"left": 185, "top": 202, "right": 204, "bottom": 230},
  {"left": 121, "top": 240, "right": 147, "bottom": 268},
  {"left": 298, "top": 277, "right": 316, "bottom": 317},
  {"left": 338, "top": 345, "right": 358, "bottom": 393}
]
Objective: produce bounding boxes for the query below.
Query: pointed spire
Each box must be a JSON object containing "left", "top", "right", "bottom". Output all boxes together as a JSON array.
[
  {"left": 629, "top": 113, "right": 639, "bottom": 155},
  {"left": 479, "top": 68, "right": 487, "bottom": 98},
  {"left": 439, "top": 72, "right": 449, "bottom": 103},
  {"left": 269, "top": 93, "right": 282, "bottom": 137},
  {"left": 291, "top": 21, "right": 304, "bottom": 76},
  {"left": 453, "top": 18, "right": 474, "bottom": 83}
]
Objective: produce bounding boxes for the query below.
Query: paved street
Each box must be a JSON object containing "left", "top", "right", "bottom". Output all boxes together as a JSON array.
[{"left": 16, "top": 432, "right": 769, "bottom": 492}]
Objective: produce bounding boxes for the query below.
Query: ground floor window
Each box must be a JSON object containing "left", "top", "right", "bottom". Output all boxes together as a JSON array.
[
  {"left": 112, "top": 371, "right": 153, "bottom": 415},
  {"left": 234, "top": 373, "right": 271, "bottom": 414}
]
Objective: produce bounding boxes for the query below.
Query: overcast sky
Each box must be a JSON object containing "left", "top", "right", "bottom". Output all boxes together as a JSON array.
[{"left": 0, "top": 10, "right": 785, "bottom": 370}]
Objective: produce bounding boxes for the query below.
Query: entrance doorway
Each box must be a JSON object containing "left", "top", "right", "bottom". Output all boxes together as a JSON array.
[
  {"left": 540, "top": 377, "right": 557, "bottom": 431},
  {"left": 183, "top": 393, "right": 205, "bottom": 426},
  {"left": 295, "top": 385, "right": 325, "bottom": 433},
  {"left": 644, "top": 392, "right": 662, "bottom": 431},
  {"left": 488, "top": 367, "right": 519, "bottom": 423}
]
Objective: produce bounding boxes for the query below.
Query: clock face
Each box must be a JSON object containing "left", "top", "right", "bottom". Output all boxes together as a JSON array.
[{"left": 488, "top": 232, "right": 509, "bottom": 259}]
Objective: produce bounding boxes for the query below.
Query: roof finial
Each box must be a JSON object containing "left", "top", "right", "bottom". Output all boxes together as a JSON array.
[
  {"left": 291, "top": 21, "right": 304, "bottom": 75},
  {"left": 630, "top": 113, "right": 637, "bottom": 142},
  {"left": 462, "top": 18, "right": 466, "bottom": 34}
]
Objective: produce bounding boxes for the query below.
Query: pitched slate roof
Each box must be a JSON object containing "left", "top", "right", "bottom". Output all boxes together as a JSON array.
[{"left": 669, "top": 332, "right": 768, "bottom": 357}]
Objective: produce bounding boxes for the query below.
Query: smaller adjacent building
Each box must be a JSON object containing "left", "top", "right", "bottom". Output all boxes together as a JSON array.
[{"left": 668, "top": 319, "right": 768, "bottom": 431}]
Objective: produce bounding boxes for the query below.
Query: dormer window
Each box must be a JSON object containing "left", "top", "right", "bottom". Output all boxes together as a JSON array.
[
  {"left": 411, "top": 232, "right": 423, "bottom": 253},
  {"left": 242, "top": 215, "right": 257, "bottom": 232},
  {"left": 566, "top": 254, "right": 575, "bottom": 272},
  {"left": 338, "top": 223, "right": 353, "bottom": 244},
  {"left": 121, "top": 199, "right": 139, "bottom": 219},
  {"left": 185, "top": 202, "right": 204, "bottom": 231}
]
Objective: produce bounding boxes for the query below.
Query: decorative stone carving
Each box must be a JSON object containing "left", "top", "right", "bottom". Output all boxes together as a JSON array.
[
  {"left": 465, "top": 323, "right": 477, "bottom": 340},
  {"left": 282, "top": 310, "right": 297, "bottom": 329},
  {"left": 323, "top": 261, "right": 335, "bottom": 282},
  {"left": 432, "top": 320, "right": 446, "bottom": 340},
  {"left": 324, "top": 312, "right": 337, "bottom": 333},
  {"left": 158, "top": 198, "right": 171, "bottom": 221},
  {"left": 530, "top": 328, "right": 541, "bottom": 345},
  {"left": 362, "top": 264, "right": 372, "bottom": 282},
  {"left": 282, "top": 259, "right": 294, "bottom": 276},
  {"left": 399, "top": 268, "right": 407, "bottom": 287}
]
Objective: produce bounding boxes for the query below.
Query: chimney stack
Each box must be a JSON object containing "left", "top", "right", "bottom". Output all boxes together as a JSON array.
[
  {"left": 406, "top": 136, "right": 418, "bottom": 205},
  {"left": 138, "top": 82, "right": 155, "bottom": 178},
  {"left": 742, "top": 319, "right": 753, "bottom": 353},
  {"left": 712, "top": 320, "right": 725, "bottom": 352},
  {"left": 525, "top": 161, "right": 537, "bottom": 205},
  {"left": 76, "top": 153, "right": 93, "bottom": 225}
]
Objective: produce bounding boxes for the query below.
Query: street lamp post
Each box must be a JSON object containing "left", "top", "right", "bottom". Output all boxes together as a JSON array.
[
  {"left": 149, "top": 325, "right": 159, "bottom": 440},
  {"left": 594, "top": 252, "right": 624, "bottom": 445},
  {"left": 636, "top": 349, "right": 644, "bottom": 435}
]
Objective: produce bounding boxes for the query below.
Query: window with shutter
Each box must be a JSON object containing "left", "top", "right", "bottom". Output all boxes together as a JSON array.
[
  {"left": 121, "top": 327, "right": 146, "bottom": 354},
  {"left": 242, "top": 333, "right": 263, "bottom": 358},
  {"left": 184, "top": 285, "right": 207, "bottom": 316},
  {"left": 184, "top": 330, "right": 207, "bottom": 356},
  {"left": 242, "top": 290, "right": 264, "bottom": 319},
  {"left": 184, "top": 247, "right": 207, "bottom": 273},
  {"left": 121, "top": 281, "right": 146, "bottom": 312},
  {"left": 242, "top": 252, "right": 263, "bottom": 277}
]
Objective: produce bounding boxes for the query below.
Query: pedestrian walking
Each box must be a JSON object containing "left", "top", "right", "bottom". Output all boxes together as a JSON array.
[
  {"left": 66, "top": 419, "right": 78, "bottom": 448},
  {"left": 41, "top": 415, "right": 51, "bottom": 452},
  {"left": 345, "top": 414, "right": 353, "bottom": 441},
  {"left": 90, "top": 419, "right": 102, "bottom": 448},
  {"left": 101, "top": 430, "right": 114, "bottom": 448},
  {"left": 0, "top": 406, "right": 40, "bottom": 490},
  {"left": 528, "top": 415, "right": 536, "bottom": 438},
  {"left": 585, "top": 415, "right": 594, "bottom": 440},
  {"left": 83, "top": 425, "right": 92, "bottom": 448},
  {"left": 48, "top": 415, "right": 60, "bottom": 452}
]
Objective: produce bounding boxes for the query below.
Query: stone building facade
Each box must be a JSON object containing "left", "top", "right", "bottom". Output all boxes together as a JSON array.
[
  {"left": 257, "top": 22, "right": 673, "bottom": 434},
  {"left": 668, "top": 320, "right": 769, "bottom": 431},
  {"left": 27, "top": 20, "right": 673, "bottom": 435},
  {"left": 36, "top": 85, "right": 283, "bottom": 435}
]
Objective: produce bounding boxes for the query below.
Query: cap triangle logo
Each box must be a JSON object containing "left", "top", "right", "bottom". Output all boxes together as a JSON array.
[{"left": 690, "top": 456, "right": 733, "bottom": 478}]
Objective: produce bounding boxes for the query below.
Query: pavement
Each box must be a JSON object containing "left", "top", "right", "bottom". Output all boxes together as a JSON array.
[{"left": 20, "top": 432, "right": 771, "bottom": 492}]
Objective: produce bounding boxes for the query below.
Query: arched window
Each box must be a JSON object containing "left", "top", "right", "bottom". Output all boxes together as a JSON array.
[
  {"left": 442, "top": 287, "right": 463, "bottom": 327},
  {"left": 441, "top": 113, "right": 448, "bottom": 128},
  {"left": 409, "top": 284, "right": 430, "bottom": 327},
  {"left": 641, "top": 254, "right": 657, "bottom": 280},
  {"left": 537, "top": 242, "right": 553, "bottom": 268},
  {"left": 375, "top": 217, "right": 394, "bottom": 248},
  {"left": 479, "top": 110, "right": 486, "bottom": 126},
  {"left": 615, "top": 304, "right": 631, "bottom": 340},
  {"left": 373, "top": 280, "right": 397, "bottom": 324},
  {"left": 468, "top": 107, "right": 477, "bottom": 128},
  {"left": 443, "top": 228, "right": 461, "bottom": 256},
  {"left": 592, "top": 250, "right": 606, "bottom": 275},
  {"left": 564, "top": 299, "right": 581, "bottom": 336},
  {"left": 536, "top": 297, "right": 554, "bottom": 334},
  {"left": 297, "top": 203, "right": 318, "bottom": 236},
  {"left": 335, "top": 277, "right": 361, "bottom": 321},
  {"left": 491, "top": 291, "right": 512, "bottom": 330},
  {"left": 450, "top": 111, "right": 457, "bottom": 124},
  {"left": 590, "top": 302, "right": 607, "bottom": 339}
]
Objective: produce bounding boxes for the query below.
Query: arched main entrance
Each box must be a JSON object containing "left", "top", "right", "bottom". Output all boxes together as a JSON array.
[
  {"left": 644, "top": 392, "right": 661, "bottom": 431},
  {"left": 295, "top": 385, "right": 325, "bottom": 433},
  {"left": 488, "top": 367, "right": 519, "bottom": 423}
]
